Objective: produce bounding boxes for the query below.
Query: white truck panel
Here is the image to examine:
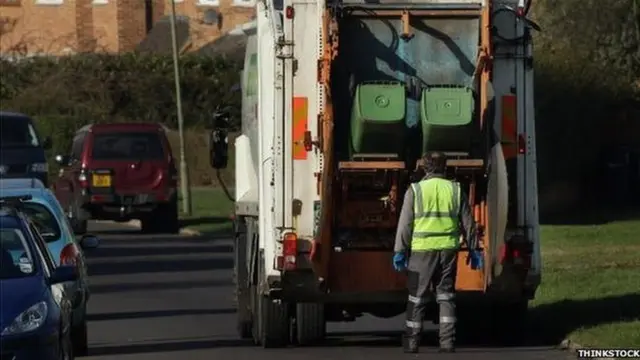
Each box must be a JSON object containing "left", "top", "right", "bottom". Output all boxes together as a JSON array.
[
  {"left": 256, "top": 3, "right": 279, "bottom": 275},
  {"left": 491, "top": 1, "right": 541, "bottom": 280},
  {"left": 292, "top": 1, "right": 322, "bottom": 238},
  {"left": 234, "top": 135, "right": 259, "bottom": 205}
]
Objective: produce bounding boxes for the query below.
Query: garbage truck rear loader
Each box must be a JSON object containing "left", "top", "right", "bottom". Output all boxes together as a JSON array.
[{"left": 209, "top": 0, "right": 542, "bottom": 348}]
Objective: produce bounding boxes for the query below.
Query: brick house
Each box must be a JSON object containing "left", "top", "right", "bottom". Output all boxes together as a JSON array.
[{"left": 0, "top": 0, "right": 255, "bottom": 56}]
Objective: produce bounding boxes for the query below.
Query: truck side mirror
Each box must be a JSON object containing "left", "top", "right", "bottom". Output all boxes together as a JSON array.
[{"left": 209, "top": 129, "right": 229, "bottom": 169}]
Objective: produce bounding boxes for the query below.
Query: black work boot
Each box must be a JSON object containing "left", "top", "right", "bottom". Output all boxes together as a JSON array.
[
  {"left": 438, "top": 346, "right": 455, "bottom": 353},
  {"left": 402, "top": 335, "right": 420, "bottom": 353}
]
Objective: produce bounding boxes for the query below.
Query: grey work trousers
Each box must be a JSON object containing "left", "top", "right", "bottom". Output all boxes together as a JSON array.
[{"left": 404, "top": 249, "right": 458, "bottom": 348}]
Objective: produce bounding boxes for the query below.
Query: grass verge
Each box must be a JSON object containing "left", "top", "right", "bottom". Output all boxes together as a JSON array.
[
  {"left": 178, "top": 187, "right": 234, "bottom": 235},
  {"left": 530, "top": 216, "right": 640, "bottom": 348}
]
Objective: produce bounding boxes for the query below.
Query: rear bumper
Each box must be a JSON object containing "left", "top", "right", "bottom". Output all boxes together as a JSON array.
[
  {"left": 81, "top": 189, "right": 176, "bottom": 218},
  {"left": 0, "top": 327, "right": 60, "bottom": 360}
]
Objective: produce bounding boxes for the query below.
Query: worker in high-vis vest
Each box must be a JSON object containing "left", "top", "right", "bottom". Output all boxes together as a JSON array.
[{"left": 393, "top": 151, "right": 479, "bottom": 354}]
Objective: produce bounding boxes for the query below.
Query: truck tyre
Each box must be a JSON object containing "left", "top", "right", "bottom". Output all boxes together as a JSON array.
[
  {"left": 251, "top": 283, "right": 260, "bottom": 345},
  {"left": 256, "top": 252, "right": 290, "bottom": 348},
  {"left": 142, "top": 200, "right": 180, "bottom": 234},
  {"left": 69, "top": 202, "right": 88, "bottom": 235},
  {"left": 295, "top": 303, "right": 326, "bottom": 346},
  {"left": 490, "top": 300, "right": 528, "bottom": 345},
  {"left": 233, "top": 220, "right": 252, "bottom": 339},
  {"left": 158, "top": 199, "right": 180, "bottom": 234}
]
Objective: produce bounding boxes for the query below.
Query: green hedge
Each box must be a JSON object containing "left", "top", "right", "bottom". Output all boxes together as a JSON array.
[
  {"left": 1, "top": 52, "right": 241, "bottom": 133},
  {"left": 531, "top": 0, "right": 639, "bottom": 214},
  {"left": 1, "top": 53, "right": 242, "bottom": 186}
]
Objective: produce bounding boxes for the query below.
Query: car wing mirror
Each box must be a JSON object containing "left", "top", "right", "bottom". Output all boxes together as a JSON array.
[
  {"left": 79, "top": 234, "right": 99, "bottom": 250},
  {"left": 49, "top": 265, "right": 78, "bottom": 284}
]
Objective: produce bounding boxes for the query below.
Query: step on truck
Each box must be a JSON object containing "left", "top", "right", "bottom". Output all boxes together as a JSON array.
[{"left": 209, "top": 0, "right": 542, "bottom": 348}]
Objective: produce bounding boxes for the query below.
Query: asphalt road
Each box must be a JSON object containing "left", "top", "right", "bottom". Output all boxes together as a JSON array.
[{"left": 82, "top": 221, "right": 574, "bottom": 360}]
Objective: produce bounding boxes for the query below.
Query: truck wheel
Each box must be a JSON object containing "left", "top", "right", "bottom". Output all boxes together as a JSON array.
[
  {"left": 234, "top": 225, "right": 252, "bottom": 339},
  {"left": 251, "top": 283, "right": 261, "bottom": 345},
  {"left": 490, "top": 300, "right": 528, "bottom": 345},
  {"left": 256, "top": 252, "right": 290, "bottom": 348},
  {"left": 158, "top": 200, "right": 180, "bottom": 234},
  {"left": 295, "top": 303, "right": 326, "bottom": 346}
]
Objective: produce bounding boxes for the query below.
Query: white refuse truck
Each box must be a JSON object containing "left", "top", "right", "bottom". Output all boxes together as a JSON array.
[{"left": 209, "top": 0, "right": 542, "bottom": 348}]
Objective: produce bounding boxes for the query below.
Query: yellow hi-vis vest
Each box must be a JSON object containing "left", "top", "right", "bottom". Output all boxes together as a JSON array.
[{"left": 411, "top": 178, "right": 461, "bottom": 251}]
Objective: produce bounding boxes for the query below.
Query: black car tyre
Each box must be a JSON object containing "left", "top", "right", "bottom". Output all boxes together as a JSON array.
[
  {"left": 69, "top": 204, "right": 88, "bottom": 235},
  {"left": 60, "top": 329, "right": 74, "bottom": 360},
  {"left": 141, "top": 200, "right": 179, "bottom": 234},
  {"left": 72, "top": 318, "right": 89, "bottom": 356},
  {"left": 158, "top": 199, "right": 180, "bottom": 234}
]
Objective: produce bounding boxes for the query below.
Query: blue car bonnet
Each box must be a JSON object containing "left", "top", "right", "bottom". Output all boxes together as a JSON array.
[{"left": 0, "top": 276, "right": 46, "bottom": 332}]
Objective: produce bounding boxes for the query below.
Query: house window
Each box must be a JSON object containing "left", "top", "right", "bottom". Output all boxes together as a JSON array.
[
  {"left": 233, "top": 0, "right": 254, "bottom": 7},
  {"left": 92, "top": 0, "right": 108, "bottom": 4},
  {"left": 0, "top": 0, "right": 21, "bottom": 6},
  {"left": 35, "top": 0, "right": 63, "bottom": 4},
  {"left": 197, "top": 0, "right": 219, "bottom": 6}
]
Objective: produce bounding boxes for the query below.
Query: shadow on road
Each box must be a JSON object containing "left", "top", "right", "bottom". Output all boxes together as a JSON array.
[
  {"left": 180, "top": 216, "right": 230, "bottom": 228},
  {"left": 89, "top": 257, "right": 233, "bottom": 276},
  {"left": 88, "top": 308, "right": 236, "bottom": 321},
  {"left": 90, "top": 279, "right": 232, "bottom": 294},
  {"left": 540, "top": 205, "right": 640, "bottom": 225},
  {"left": 88, "top": 244, "right": 233, "bottom": 258},
  {"left": 90, "top": 228, "right": 142, "bottom": 236},
  {"left": 527, "top": 293, "right": 640, "bottom": 345},
  {"left": 89, "top": 339, "right": 252, "bottom": 356}
]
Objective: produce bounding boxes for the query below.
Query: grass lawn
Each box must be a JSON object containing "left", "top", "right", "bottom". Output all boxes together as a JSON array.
[
  {"left": 531, "top": 216, "right": 640, "bottom": 348},
  {"left": 178, "top": 187, "right": 234, "bottom": 235}
]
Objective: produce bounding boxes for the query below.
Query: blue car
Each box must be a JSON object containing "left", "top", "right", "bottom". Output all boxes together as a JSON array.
[
  {"left": 0, "top": 196, "right": 78, "bottom": 359},
  {"left": 0, "top": 186, "right": 98, "bottom": 356}
]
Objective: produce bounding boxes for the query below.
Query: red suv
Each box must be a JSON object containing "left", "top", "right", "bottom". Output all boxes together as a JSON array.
[{"left": 52, "top": 123, "right": 179, "bottom": 234}]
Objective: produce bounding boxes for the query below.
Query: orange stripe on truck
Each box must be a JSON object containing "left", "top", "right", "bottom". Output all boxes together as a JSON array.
[
  {"left": 501, "top": 95, "right": 517, "bottom": 160},
  {"left": 293, "top": 97, "right": 309, "bottom": 160}
]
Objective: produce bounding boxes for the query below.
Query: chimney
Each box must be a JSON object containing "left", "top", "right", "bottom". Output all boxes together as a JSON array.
[
  {"left": 116, "top": 0, "right": 147, "bottom": 52},
  {"left": 76, "top": 0, "right": 96, "bottom": 52}
]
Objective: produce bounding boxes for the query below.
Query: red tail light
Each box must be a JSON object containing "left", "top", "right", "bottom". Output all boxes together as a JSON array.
[
  {"left": 78, "top": 170, "right": 89, "bottom": 188},
  {"left": 282, "top": 232, "right": 297, "bottom": 270},
  {"left": 499, "top": 240, "right": 532, "bottom": 269},
  {"left": 517, "top": 133, "right": 527, "bottom": 154},
  {"left": 60, "top": 244, "right": 78, "bottom": 267},
  {"left": 285, "top": 5, "right": 294, "bottom": 19}
]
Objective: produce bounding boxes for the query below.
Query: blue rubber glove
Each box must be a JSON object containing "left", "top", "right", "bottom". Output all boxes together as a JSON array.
[
  {"left": 393, "top": 252, "right": 407, "bottom": 272},
  {"left": 469, "top": 250, "right": 484, "bottom": 270}
]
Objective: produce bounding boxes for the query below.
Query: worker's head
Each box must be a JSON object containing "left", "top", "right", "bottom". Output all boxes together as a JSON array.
[{"left": 422, "top": 151, "right": 447, "bottom": 175}]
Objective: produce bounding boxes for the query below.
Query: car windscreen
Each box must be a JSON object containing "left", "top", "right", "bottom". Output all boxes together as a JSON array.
[
  {"left": 19, "top": 203, "right": 61, "bottom": 243},
  {"left": 0, "top": 228, "right": 36, "bottom": 279},
  {"left": 0, "top": 115, "right": 41, "bottom": 148},
  {"left": 91, "top": 132, "right": 165, "bottom": 160}
]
